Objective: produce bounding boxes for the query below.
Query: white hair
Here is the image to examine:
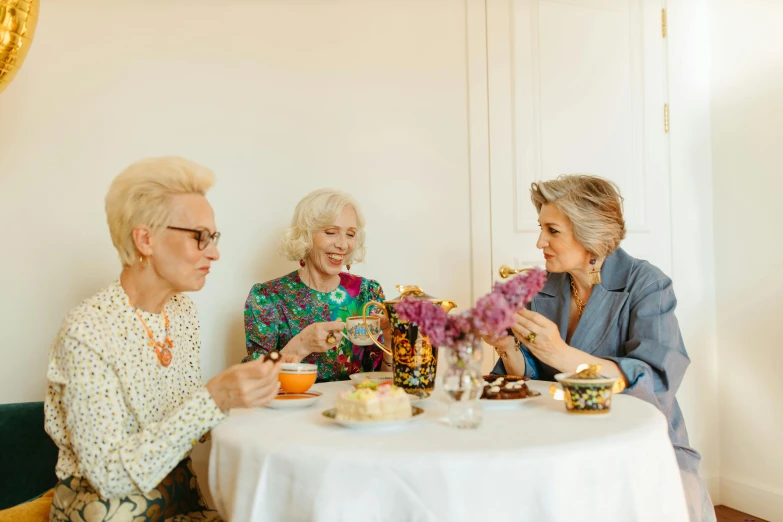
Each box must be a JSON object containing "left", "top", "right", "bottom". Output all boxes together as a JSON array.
[
  {"left": 280, "top": 188, "right": 367, "bottom": 264},
  {"left": 530, "top": 174, "right": 626, "bottom": 258},
  {"left": 105, "top": 156, "right": 215, "bottom": 266}
]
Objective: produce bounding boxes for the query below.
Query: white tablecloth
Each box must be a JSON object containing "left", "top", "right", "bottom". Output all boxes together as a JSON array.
[{"left": 209, "top": 380, "right": 688, "bottom": 522}]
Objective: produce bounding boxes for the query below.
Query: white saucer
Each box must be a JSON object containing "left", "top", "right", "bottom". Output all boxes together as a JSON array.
[
  {"left": 480, "top": 389, "right": 541, "bottom": 410},
  {"left": 322, "top": 406, "right": 425, "bottom": 430},
  {"left": 265, "top": 391, "right": 322, "bottom": 409},
  {"left": 407, "top": 394, "right": 425, "bottom": 405}
]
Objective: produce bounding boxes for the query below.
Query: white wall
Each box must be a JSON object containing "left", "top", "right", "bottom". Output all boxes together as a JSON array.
[
  {"left": 0, "top": 0, "right": 476, "bottom": 401},
  {"left": 668, "top": 0, "right": 722, "bottom": 503},
  {"left": 0, "top": 0, "right": 477, "bottom": 502},
  {"left": 710, "top": 0, "right": 783, "bottom": 519}
]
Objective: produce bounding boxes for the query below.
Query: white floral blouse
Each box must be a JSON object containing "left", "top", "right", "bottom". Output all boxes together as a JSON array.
[{"left": 44, "top": 280, "right": 226, "bottom": 499}]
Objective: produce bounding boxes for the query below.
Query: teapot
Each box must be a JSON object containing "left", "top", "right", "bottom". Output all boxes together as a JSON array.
[{"left": 362, "top": 285, "right": 456, "bottom": 397}]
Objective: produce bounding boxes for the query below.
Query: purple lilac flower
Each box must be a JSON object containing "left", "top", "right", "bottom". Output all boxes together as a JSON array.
[
  {"left": 493, "top": 268, "right": 547, "bottom": 310},
  {"left": 395, "top": 298, "right": 450, "bottom": 346},
  {"left": 394, "top": 268, "right": 547, "bottom": 348},
  {"left": 470, "top": 292, "right": 516, "bottom": 339}
]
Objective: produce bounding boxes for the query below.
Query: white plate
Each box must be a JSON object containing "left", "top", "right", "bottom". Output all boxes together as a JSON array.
[
  {"left": 407, "top": 394, "right": 425, "bottom": 405},
  {"left": 322, "top": 406, "right": 425, "bottom": 430},
  {"left": 348, "top": 372, "right": 393, "bottom": 385},
  {"left": 265, "top": 391, "right": 322, "bottom": 409},
  {"left": 480, "top": 389, "right": 542, "bottom": 410}
]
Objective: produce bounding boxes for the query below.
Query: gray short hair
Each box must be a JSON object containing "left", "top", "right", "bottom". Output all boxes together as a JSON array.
[
  {"left": 530, "top": 174, "right": 626, "bottom": 258},
  {"left": 105, "top": 157, "right": 216, "bottom": 266},
  {"left": 280, "top": 189, "right": 367, "bottom": 264}
]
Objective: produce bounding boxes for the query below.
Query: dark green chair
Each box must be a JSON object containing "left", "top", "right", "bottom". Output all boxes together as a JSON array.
[{"left": 0, "top": 402, "right": 59, "bottom": 510}]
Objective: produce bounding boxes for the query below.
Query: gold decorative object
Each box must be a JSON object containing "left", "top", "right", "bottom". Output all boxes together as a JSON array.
[
  {"left": 0, "top": 0, "right": 39, "bottom": 95},
  {"left": 498, "top": 265, "right": 531, "bottom": 279}
]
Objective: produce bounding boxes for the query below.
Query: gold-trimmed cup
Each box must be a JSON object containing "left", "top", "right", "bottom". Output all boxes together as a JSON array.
[{"left": 345, "top": 315, "right": 382, "bottom": 346}]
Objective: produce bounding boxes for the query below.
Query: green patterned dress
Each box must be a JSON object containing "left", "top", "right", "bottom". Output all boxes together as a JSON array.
[{"left": 243, "top": 271, "right": 385, "bottom": 381}]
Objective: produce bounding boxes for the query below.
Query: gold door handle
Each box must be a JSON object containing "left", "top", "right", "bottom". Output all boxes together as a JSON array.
[{"left": 498, "top": 265, "right": 532, "bottom": 279}]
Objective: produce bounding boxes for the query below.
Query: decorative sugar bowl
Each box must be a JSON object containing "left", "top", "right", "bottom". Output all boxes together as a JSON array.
[{"left": 554, "top": 364, "right": 623, "bottom": 415}]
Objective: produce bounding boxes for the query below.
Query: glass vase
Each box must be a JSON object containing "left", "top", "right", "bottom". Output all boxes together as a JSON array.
[{"left": 441, "top": 338, "right": 484, "bottom": 429}]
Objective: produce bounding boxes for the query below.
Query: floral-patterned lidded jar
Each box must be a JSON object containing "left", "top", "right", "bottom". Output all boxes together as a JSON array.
[{"left": 554, "top": 365, "right": 621, "bottom": 414}]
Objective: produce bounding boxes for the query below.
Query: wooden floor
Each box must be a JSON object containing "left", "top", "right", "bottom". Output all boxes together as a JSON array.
[{"left": 715, "top": 505, "right": 768, "bottom": 522}]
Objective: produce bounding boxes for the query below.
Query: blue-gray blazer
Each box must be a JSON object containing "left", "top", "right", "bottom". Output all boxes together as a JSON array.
[{"left": 493, "top": 247, "right": 701, "bottom": 473}]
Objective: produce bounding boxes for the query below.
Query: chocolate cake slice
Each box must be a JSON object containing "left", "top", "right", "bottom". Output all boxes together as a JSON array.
[{"left": 481, "top": 375, "right": 530, "bottom": 400}]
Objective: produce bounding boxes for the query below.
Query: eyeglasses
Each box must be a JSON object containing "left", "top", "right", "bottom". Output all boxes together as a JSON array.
[{"left": 167, "top": 226, "right": 221, "bottom": 250}]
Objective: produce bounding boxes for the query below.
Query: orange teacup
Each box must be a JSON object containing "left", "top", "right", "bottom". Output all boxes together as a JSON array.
[{"left": 278, "top": 363, "right": 318, "bottom": 393}]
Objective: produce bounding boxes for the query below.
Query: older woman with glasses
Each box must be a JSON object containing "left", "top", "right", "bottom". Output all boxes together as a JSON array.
[{"left": 45, "top": 157, "right": 280, "bottom": 521}]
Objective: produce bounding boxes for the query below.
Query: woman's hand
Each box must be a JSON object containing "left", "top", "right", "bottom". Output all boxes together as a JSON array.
[
  {"left": 372, "top": 312, "right": 390, "bottom": 335},
  {"left": 482, "top": 332, "right": 528, "bottom": 376},
  {"left": 282, "top": 319, "right": 345, "bottom": 361},
  {"left": 512, "top": 309, "right": 567, "bottom": 363},
  {"left": 280, "top": 352, "right": 301, "bottom": 363},
  {"left": 206, "top": 359, "right": 281, "bottom": 411},
  {"left": 371, "top": 312, "right": 392, "bottom": 347},
  {"left": 482, "top": 332, "right": 515, "bottom": 358},
  {"left": 370, "top": 311, "right": 394, "bottom": 368}
]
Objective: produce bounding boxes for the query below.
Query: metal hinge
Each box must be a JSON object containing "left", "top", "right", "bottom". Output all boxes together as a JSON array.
[
  {"left": 664, "top": 104, "right": 670, "bottom": 133},
  {"left": 662, "top": 8, "right": 667, "bottom": 38}
]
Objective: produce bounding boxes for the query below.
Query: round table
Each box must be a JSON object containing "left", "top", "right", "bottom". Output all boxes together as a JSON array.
[{"left": 209, "top": 380, "right": 688, "bottom": 522}]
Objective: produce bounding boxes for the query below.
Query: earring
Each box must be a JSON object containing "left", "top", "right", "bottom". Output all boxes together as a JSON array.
[
  {"left": 139, "top": 256, "right": 151, "bottom": 269},
  {"left": 299, "top": 259, "right": 305, "bottom": 267},
  {"left": 345, "top": 264, "right": 351, "bottom": 271},
  {"left": 589, "top": 258, "right": 601, "bottom": 285}
]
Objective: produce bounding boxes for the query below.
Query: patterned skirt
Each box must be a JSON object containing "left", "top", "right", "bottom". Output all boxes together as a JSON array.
[{"left": 49, "top": 458, "right": 222, "bottom": 522}]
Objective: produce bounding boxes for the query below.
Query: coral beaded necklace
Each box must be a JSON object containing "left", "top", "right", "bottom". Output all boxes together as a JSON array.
[{"left": 134, "top": 308, "right": 174, "bottom": 367}]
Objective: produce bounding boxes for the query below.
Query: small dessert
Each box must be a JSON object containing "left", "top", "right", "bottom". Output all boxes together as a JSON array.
[
  {"left": 355, "top": 377, "right": 379, "bottom": 391},
  {"left": 480, "top": 375, "right": 530, "bottom": 400},
  {"left": 499, "top": 380, "right": 527, "bottom": 399},
  {"left": 482, "top": 384, "right": 501, "bottom": 400},
  {"left": 264, "top": 351, "right": 281, "bottom": 363},
  {"left": 568, "top": 366, "right": 604, "bottom": 380},
  {"left": 335, "top": 383, "right": 412, "bottom": 421}
]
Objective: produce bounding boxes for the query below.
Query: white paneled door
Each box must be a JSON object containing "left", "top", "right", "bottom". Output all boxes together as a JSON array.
[{"left": 485, "top": 0, "right": 671, "bottom": 280}]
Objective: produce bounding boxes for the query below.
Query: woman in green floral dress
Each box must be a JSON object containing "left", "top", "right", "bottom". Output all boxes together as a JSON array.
[{"left": 243, "top": 189, "right": 392, "bottom": 381}]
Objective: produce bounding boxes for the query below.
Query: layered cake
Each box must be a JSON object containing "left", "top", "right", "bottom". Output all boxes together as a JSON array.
[
  {"left": 481, "top": 375, "right": 530, "bottom": 400},
  {"left": 336, "top": 383, "right": 412, "bottom": 421},
  {"left": 354, "top": 377, "right": 379, "bottom": 391}
]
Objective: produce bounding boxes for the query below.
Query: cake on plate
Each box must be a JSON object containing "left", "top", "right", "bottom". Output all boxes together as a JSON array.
[
  {"left": 336, "top": 383, "right": 412, "bottom": 421},
  {"left": 481, "top": 375, "right": 530, "bottom": 400},
  {"left": 354, "top": 377, "right": 379, "bottom": 391}
]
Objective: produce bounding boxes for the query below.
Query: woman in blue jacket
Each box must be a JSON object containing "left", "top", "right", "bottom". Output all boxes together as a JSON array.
[{"left": 489, "top": 174, "right": 715, "bottom": 522}]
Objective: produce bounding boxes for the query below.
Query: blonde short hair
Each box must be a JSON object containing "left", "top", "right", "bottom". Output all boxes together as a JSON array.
[
  {"left": 530, "top": 174, "right": 626, "bottom": 258},
  {"left": 281, "top": 189, "right": 367, "bottom": 265},
  {"left": 105, "top": 156, "right": 216, "bottom": 266}
]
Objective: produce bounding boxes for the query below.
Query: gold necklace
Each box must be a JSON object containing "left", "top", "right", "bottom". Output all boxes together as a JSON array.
[{"left": 570, "top": 278, "right": 586, "bottom": 317}]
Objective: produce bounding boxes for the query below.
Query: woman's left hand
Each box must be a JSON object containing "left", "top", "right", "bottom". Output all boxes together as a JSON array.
[
  {"left": 371, "top": 312, "right": 393, "bottom": 367},
  {"left": 512, "top": 309, "right": 567, "bottom": 362},
  {"left": 372, "top": 312, "right": 391, "bottom": 335}
]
